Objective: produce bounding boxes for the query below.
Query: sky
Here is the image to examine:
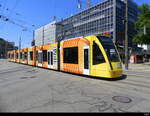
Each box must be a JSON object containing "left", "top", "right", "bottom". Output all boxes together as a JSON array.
[{"left": 0, "top": 0, "right": 150, "bottom": 48}]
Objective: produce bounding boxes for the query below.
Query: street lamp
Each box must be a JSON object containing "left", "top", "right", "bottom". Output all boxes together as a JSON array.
[
  {"left": 125, "top": 0, "right": 129, "bottom": 70},
  {"left": 54, "top": 23, "right": 65, "bottom": 71}
]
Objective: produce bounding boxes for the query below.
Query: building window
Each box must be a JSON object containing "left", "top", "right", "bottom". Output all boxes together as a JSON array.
[
  {"left": 93, "top": 41, "right": 105, "bottom": 65},
  {"left": 64, "top": 47, "right": 78, "bottom": 64},
  {"left": 43, "top": 50, "right": 47, "bottom": 62}
]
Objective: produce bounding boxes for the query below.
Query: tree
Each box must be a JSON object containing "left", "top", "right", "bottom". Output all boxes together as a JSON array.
[{"left": 133, "top": 4, "right": 150, "bottom": 45}]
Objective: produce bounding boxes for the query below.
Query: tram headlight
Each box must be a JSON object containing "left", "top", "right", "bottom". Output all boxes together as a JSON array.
[
  {"left": 116, "top": 63, "right": 122, "bottom": 68},
  {"left": 113, "top": 63, "right": 122, "bottom": 69}
]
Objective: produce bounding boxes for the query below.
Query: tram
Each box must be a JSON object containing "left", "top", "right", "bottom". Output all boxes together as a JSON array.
[{"left": 8, "top": 35, "right": 123, "bottom": 78}]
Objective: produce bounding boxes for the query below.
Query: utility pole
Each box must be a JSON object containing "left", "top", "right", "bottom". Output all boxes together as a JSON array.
[
  {"left": 5, "top": 40, "right": 8, "bottom": 59},
  {"left": 125, "top": 0, "right": 129, "bottom": 70},
  {"left": 56, "top": 23, "right": 64, "bottom": 71},
  {"left": 32, "top": 30, "right": 35, "bottom": 46},
  {"left": 19, "top": 36, "right": 21, "bottom": 50}
]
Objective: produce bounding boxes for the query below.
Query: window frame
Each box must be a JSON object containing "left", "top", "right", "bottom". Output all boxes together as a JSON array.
[{"left": 63, "top": 47, "right": 79, "bottom": 64}]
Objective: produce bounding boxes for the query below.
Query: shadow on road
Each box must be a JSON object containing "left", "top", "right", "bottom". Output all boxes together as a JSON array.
[
  {"left": 61, "top": 71, "right": 127, "bottom": 81},
  {"left": 85, "top": 74, "right": 127, "bottom": 81}
]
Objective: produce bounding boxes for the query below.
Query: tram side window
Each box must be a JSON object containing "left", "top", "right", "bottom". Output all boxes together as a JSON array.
[
  {"left": 20, "top": 53, "right": 22, "bottom": 59},
  {"left": 22, "top": 53, "right": 25, "bottom": 61},
  {"left": 93, "top": 42, "right": 105, "bottom": 65},
  {"left": 43, "top": 50, "right": 47, "bottom": 62},
  {"left": 12, "top": 54, "right": 14, "bottom": 59},
  {"left": 64, "top": 47, "right": 78, "bottom": 64},
  {"left": 16, "top": 53, "right": 18, "bottom": 59},
  {"left": 38, "top": 52, "right": 43, "bottom": 63},
  {"left": 30, "top": 51, "right": 33, "bottom": 61},
  {"left": 24, "top": 52, "right": 27, "bottom": 60}
]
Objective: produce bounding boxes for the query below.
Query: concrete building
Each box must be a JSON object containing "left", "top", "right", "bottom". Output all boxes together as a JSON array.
[
  {"left": 34, "top": 0, "right": 139, "bottom": 48},
  {"left": 35, "top": 21, "right": 57, "bottom": 46},
  {"left": 56, "top": 0, "right": 139, "bottom": 47},
  {"left": 0, "top": 38, "right": 18, "bottom": 59}
]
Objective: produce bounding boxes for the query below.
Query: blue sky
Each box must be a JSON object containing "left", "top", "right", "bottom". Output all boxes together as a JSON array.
[{"left": 0, "top": 0, "right": 150, "bottom": 48}]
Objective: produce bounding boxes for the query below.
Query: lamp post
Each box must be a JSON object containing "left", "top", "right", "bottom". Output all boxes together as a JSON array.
[
  {"left": 55, "top": 23, "right": 65, "bottom": 71},
  {"left": 125, "top": 0, "right": 129, "bottom": 70}
]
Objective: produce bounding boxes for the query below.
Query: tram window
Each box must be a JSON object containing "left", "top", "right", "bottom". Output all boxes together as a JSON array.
[
  {"left": 22, "top": 53, "right": 25, "bottom": 61},
  {"left": 97, "top": 36, "right": 120, "bottom": 62},
  {"left": 38, "top": 52, "right": 43, "bottom": 63},
  {"left": 93, "top": 42, "right": 105, "bottom": 65},
  {"left": 30, "top": 51, "right": 33, "bottom": 61},
  {"left": 24, "top": 52, "right": 27, "bottom": 60},
  {"left": 16, "top": 53, "right": 18, "bottom": 59},
  {"left": 48, "top": 52, "right": 50, "bottom": 65},
  {"left": 64, "top": 47, "right": 78, "bottom": 64},
  {"left": 12, "top": 54, "right": 14, "bottom": 59},
  {"left": 20, "top": 53, "right": 22, "bottom": 59},
  {"left": 43, "top": 50, "right": 47, "bottom": 62}
]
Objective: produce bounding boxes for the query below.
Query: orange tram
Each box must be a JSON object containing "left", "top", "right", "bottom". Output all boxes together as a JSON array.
[{"left": 7, "top": 35, "right": 123, "bottom": 79}]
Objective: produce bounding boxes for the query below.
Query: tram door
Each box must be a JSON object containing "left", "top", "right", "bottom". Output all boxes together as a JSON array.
[
  {"left": 48, "top": 50, "right": 53, "bottom": 69},
  {"left": 83, "top": 46, "right": 90, "bottom": 75}
]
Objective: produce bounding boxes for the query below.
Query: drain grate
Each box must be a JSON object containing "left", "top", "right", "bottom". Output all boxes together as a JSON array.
[{"left": 112, "top": 96, "right": 132, "bottom": 103}]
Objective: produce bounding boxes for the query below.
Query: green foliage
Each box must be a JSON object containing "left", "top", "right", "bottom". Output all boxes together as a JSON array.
[
  {"left": 134, "top": 33, "right": 150, "bottom": 45},
  {"left": 133, "top": 3, "right": 150, "bottom": 45}
]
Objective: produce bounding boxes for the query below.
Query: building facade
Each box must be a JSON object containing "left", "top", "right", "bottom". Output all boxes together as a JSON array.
[
  {"left": 56, "top": 0, "right": 138, "bottom": 47},
  {"left": 34, "top": 0, "right": 139, "bottom": 47},
  {"left": 35, "top": 21, "right": 57, "bottom": 46},
  {"left": 0, "top": 38, "right": 18, "bottom": 59}
]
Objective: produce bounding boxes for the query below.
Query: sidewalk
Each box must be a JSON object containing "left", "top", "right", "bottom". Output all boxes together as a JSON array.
[{"left": 123, "top": 63, "right": 150, "bottom": 71}]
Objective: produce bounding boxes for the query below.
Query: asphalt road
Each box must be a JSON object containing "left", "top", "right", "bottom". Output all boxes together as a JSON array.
[{"left": 0, "top": 59, "right": 150, "bottom": 112}]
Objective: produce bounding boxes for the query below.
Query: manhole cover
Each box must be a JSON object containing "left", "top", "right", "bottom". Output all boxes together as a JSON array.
[{"left": 112, "top": 96, "right": 132, "bottom": 103}]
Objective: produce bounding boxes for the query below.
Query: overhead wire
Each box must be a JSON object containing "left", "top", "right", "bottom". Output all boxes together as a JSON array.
[
  {"left": 7, "top": 0, "right": 20, "bottom": 18},
  {"left": 0, "top": 0, "right": 35, "bottom": 32}
]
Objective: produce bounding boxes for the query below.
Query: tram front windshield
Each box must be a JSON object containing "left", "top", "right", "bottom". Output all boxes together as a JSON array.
[{"left": 97, "top": 36, "right": 120, "bottom": 62}]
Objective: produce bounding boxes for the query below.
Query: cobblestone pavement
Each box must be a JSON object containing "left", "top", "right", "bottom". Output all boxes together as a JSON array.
[{"left": 0, "top": 59, "right": 150, "bottom": 112}]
